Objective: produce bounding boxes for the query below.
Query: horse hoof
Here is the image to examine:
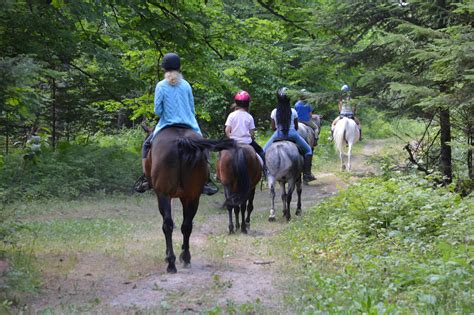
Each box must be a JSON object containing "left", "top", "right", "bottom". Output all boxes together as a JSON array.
[
  {"left": 295, "top": 209, "right": 302, "bottom": 216},
  {"left": 167, "top": 265, "right": 177, "bottom": 273},
  {"left": 235, "top": 223, "right": 240, "bottom": 229},
  {"left": 182, "top": 262, "right": 191, "bottom": 269},
  {"left": 241, "top": 227, "right": 248, "bottom": 234},
  {"left": 268, "top": 216, "right": 275, "bottom": 222},
  {"left": 179, "top": 251, "right": 191, "bottom": 265}
]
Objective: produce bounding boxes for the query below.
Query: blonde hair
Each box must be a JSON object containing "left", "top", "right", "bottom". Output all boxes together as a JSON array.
[{"left": 164, "top": 70, "right": 182, "bottom": 86}]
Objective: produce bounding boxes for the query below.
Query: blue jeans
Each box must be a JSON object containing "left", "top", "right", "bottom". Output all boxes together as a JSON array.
[{"left": 263, "top": 129, "right": 312, "bottom": 157}]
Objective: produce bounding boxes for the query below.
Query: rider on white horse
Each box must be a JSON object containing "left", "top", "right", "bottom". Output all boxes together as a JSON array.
[{"left": 330, "top": 84, "right": 362, "bottom": 141}]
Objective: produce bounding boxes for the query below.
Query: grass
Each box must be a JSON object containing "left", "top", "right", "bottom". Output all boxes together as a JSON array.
[{"left": 275, "top": 173, "right": 474, "bottom": 313}]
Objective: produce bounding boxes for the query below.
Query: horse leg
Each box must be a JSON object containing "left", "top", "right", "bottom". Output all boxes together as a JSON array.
[
  {"left": 179, "top": 197, "right": 199, "bottom": 268},
  {"left": 340, "top": 150, "right": 346, "bottom": 171},
  {"left": 286, "top": 183, "right": 294, "bottom": 221},
  {"left": 245, "top": 188, "right": 256, "bottom": 228},
  {"left": 347, "top": 143, "right": 353, "bottom": 171},
  {"left": 158, "top": 194, "right": 176, "bottom": 273},
  {"left": 240, "top": 201, "right": 248, "bottom": 234},
  {"left": 295, "top": 176, "right": 302, "bottom": 216},
  {"left": 281, "top": 182, "right": 288, "bottom": 218},
  {"left": 234, "top": 206, "right": 240, "bottom": 230},
  {"left": 227, "top": 205, "right": 235, "bottom": 234},
  {"left": 269, "top": 182, "right": 276, "bottom": 222}
]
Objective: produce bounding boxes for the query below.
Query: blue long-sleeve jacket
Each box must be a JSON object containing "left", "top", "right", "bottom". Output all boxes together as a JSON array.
[{"left": 152, "top": 76, "right": 201, "bottom": 139}]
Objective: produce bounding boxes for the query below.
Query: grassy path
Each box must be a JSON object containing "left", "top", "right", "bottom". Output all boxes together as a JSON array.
[{"left": 15, "top": 140, "right": 385, "bottom": 314}]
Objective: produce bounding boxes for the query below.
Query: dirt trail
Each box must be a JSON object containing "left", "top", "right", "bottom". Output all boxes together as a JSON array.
[{"left": 27, "top": 141, "right": 384, "bottom": 314}]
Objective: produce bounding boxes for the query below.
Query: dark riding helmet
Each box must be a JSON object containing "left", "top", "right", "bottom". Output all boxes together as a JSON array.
[
  {"left": 161, "top": 53, "right": 181, "bottom": 71},
  {"left": 277, "top": 87, "right": 290, "bottom": 101}
]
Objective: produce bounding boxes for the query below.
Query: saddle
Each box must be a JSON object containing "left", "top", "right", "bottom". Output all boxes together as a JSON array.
[
  {"left": 339, "top": 113, "right": 355, "bottom": 119},
  {"left": 162, "top": 123, "right": 193, "bottom": 131},
  {"left": 273, "top": 137, "right": 305, "bottom": 155}
]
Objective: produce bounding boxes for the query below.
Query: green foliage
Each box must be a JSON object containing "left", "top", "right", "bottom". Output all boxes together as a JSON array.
[
  {"left": 0, "top": 206, "right": 41, "bottom": 309},
  {"left": 279, "top": 174, "right": 473, "bottom": 313},
  {"left": 0, "top": 129, "right": 143, "bottom": 203}
]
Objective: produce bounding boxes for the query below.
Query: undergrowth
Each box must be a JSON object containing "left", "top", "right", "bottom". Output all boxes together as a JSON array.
[{"left": 278, "top": 173, "right": 473, "bottom": 313}]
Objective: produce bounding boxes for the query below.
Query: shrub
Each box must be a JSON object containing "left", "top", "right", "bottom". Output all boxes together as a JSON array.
[
  {"left": 0, "top": 129, "right": 143, "bottom": 203},
  {"left": 279, "top": 174, "right": 473, "bottom": 313}
]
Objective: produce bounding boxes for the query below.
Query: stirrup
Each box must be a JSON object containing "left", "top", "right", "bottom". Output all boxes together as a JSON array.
[
  {"left": 202, "top": 181, "right": 218, "bottom": 196},
  {"left": 133, "top": 174, "right": 151, "bottom": 193},
  {"left": 303, "top": 173, "right": 316, "bottom": 182}
]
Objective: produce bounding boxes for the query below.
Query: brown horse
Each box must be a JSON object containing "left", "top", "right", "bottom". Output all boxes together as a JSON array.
[
  {"left": 143, "top": 125, "right": 234, "bottom": 273},
  {"left": 216, "top": 144, "right": 262, "bottom": 234}
]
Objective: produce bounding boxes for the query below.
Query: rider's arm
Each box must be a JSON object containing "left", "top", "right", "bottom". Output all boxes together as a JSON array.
[
  {"left": 250, "top": 129, "right": 255, "bottom": 140},
  {"left": 154, "top": 84, "right": 164, "bottom": 116},
  {"left": 225, "top": 125, "right": 232, "bottom": 138},
  {"left": 271, "top": 119, "right": 276, "bottom": 131}
]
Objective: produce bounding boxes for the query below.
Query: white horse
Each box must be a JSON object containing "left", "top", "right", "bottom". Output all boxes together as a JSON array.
[{"left": 333, "top": 117, "right": 360, "bottom": 171}]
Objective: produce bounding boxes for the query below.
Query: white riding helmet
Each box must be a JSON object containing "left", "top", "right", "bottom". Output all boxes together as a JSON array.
[{"left": 341, "top": 84, "right": 350, "bottom": 93}]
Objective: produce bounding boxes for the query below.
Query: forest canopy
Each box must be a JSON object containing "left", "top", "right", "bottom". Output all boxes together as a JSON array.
[{"left": 1, "top": 0, "right": 473, "bottom": 186}]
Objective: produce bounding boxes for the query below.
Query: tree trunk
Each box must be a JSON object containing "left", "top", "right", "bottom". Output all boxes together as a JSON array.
[
  {"left": 51, "top": 78, "right": 57, "bottom": 150},
  {"left": 468, "top": 130, "right": 473, "bottom": 181},
  {"left": 439, "top": 108, "right": 452, "bottom": 184},
  {"left": 5, "top": 116, "right": 9, "bottom": 155}
]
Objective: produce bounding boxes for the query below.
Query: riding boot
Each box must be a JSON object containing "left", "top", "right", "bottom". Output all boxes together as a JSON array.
[
  {"left": 133, "top": 174, "right": 151, "bottom": 193},
  {"left": 359, "top": 128, "right": 363, "bottom": 141},
  {"left": 202, "top": 179, "right": 218, "bottom": 196},
  {"left": 303, "top": 155, "right": 316, "bottom": 182}
]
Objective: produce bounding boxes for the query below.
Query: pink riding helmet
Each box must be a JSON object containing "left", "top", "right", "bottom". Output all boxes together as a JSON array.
[{"left": 234, "top": 90, "right": 251, "bottom": 102}]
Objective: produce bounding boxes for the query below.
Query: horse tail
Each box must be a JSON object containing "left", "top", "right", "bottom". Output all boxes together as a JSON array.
[
  {"left": 334, "top": 118, "right": 347, "bottom": 156},
  {"left": 225, "top": 147, "right": 250, "bottom": 206},
  {"left": 177, "top": 138, "right": 235, "bottom": 169}
]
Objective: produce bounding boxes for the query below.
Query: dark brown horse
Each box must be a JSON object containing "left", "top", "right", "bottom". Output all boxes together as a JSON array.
[
  {"left": 216, "top": 144, "right": 262, "bottom": 234},
  {"left": 143, "top": 125, "right": 234, "bottom": 273}
]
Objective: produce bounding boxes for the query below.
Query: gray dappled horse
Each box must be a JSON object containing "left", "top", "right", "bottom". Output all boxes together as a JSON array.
[
  {"left": 333, "top": 117, "right": 360, "bottom": 171},
  {"left": 297, "top": 123, "right": 316, "bottom": 148},
  {"left": 265, "top": 141, "right": 303, "bottom": 221},
  {"left": 297, "top": 114, "right": 322, "bottom": 148}
]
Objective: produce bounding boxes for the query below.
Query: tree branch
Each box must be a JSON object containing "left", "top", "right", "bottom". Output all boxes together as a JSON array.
[
  {"left": 256, "top": 0, "right": 315, "bottom": 39},
  {"left": 65, "top": 61, "right": 127, "bottom": 107}
]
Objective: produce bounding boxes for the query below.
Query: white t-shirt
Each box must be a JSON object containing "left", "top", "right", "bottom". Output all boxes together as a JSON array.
[
  {"left": 225, "top": 109, "right": 256, "bottom": 144},
  {"left": 271, "top": 108, "right": 298, "bottom": 130}
]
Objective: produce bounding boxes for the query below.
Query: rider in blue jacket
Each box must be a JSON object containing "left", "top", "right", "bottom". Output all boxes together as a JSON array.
[
  {"left": 134, "top": 53, "right": 218, "bottom": 194},
  {"left": 264, "top": 88, "right": 316, "bottom": 182}
]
